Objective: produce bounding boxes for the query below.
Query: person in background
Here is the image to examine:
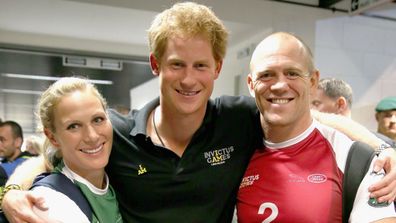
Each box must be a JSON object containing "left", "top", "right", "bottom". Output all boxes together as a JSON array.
[
  {"left": 30, "top": 77, "right": 122, "bottom": 222},
  {"left": 376, "top": 97, "right": 396, "bottom": 142},
  {"left": 23, "top": 135, "right": 44, "bottom": 156},
  {"left": 2, "top": 2, "right": 396, "bottom": 223},
  {"left": 237, "top": 32, "right": 396, "bottom": 222},
  {"left": 311, "top": 77, "right": 353, "bottom": 118},
  {"left": 311, "top": 78, "right": 396, "bottom": 148},
  {"left": 0, "top": 121, "right": 25, "bottom": 163},
  {"left": 0, "top": 121, "right": 36, "bottom": 186}
]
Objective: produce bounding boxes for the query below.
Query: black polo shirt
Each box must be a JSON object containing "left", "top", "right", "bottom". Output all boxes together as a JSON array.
[{"left": 106, "top": 95, "right": 262, "bottom": 223}]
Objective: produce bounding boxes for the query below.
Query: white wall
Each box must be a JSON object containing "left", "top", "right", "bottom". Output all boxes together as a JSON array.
[
  {"left": 130, "top": 77, "right": 159, "bottom": 110},
  {"left": 214, "top": 2, "right": 341, "bottom": 98},
  {"left": 315, "top": 15, "right": 396, "bottom": 131}
]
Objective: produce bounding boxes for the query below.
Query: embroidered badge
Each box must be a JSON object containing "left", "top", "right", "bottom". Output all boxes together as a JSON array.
[
  {"left": 137, "top": 164, "right": 147, "bottom": 175},
  {"left": 368, "top": 198, "right": 391, "bottom": 208},
  {"left": 204, "top": 146, "right": 234, "bottom": 166},
  {"left": 367, "top": 171, "right": 390, "bottom": 207}
]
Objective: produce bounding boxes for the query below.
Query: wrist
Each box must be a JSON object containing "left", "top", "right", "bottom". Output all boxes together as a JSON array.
[
  {"left": 376, "top": 143, "right": 392, "bottom": 156},
  {"left": 0, "top": 184, "right": 22, "bottom": 210}
]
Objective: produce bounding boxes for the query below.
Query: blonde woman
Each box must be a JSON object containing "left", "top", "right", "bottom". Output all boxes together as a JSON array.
[{"left": 30, "top": 77, "right": 122, "bottom": 222}]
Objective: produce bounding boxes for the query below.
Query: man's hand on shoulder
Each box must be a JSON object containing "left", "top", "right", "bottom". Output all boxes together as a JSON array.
[{"left": 369, "top": 148, "right": 396, "bottom": 204}]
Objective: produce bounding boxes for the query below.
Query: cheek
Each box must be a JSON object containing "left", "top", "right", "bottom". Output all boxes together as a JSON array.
[
  {"left": 253, "top": 82, "right": 268, "bottom": 94},
  {"left": 106, "top": 129, "right": 114, "bottom": 142},
  {"left": 57, "top": 134, "right": 79, "bottom": 150}
]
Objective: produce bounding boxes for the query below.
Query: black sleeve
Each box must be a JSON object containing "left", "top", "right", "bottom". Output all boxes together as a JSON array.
[{"left": 0, "top": 166, "right": 8, "bottom": 186}]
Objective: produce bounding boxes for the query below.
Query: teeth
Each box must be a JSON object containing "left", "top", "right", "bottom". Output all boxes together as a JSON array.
[
  {"left": 272, "top": 99, "right": 289, "bottom": 104},
  {"left": 80, "top": 145, "right": 103, "bottom": 154},
  {"left": 177, "top": 90, "right": 198, "bottom": 96}
]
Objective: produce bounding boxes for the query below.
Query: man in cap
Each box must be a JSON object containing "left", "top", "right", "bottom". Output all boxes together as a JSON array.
[{"left": 376, "top": 97, "right": 396, "bottom": 142}]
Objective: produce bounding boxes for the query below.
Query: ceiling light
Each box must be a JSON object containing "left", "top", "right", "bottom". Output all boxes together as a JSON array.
[
  {"left": 1, "top": 73, "right": 113, "bottom": 85},
  {"left": 63, "top": 56, "right": 123, "bottom": 71},
  {"left": 0, "top": 89, "right": 43, "bottom": 95}
]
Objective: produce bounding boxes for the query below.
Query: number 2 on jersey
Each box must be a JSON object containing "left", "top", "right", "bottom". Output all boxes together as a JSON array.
[{"left": 258, "top": 202, "right": 278, "bottom": 223}]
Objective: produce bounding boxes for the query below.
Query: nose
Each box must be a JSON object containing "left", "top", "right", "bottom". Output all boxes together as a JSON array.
[
  {"left": 270, "top": 75, "right": 289, "bottom": 91},
  {"left": 390, "top": 115, "right": 396, "bottom": 123},
  {"left": 84, "top": 125, "right": 100, "bottom": 143},
  {"left": 180, "top": 66, "right": 197, "bottom": 88}
]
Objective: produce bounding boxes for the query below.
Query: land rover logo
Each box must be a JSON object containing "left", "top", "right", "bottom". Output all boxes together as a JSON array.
[{"left": 307, "top": 174, "right": 327, "bottom": 183}]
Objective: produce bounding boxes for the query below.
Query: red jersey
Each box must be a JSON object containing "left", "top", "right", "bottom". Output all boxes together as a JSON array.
[{"left": 237, "top": 120, "right": 396, "bottom": 223}]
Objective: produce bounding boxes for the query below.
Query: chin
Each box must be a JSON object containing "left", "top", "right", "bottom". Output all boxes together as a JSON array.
[
  {"left": 265, "top": 114, "right": 287, "bottom": 124},
  {"left": 90, "top": 158, "right": 109, "bottom": 168}
]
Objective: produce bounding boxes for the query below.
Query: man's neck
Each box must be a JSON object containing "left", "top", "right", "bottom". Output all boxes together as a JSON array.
[
  {"left": 264, "top": 116, "right": 314, "bottom": 143},
  {"left": 149, "top": 105, "right": 207, "bottom": 157}
]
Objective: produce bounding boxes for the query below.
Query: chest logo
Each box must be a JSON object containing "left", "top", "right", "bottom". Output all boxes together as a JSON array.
[
  {"left": 307, "top": 174, "right": 327, "bottom": 183},
  {"left": 137, "top": 164, "right": 147, "bottom": 175},
  {"left": 204, "top": 146, "right": 234, "bottom": 166},
  {"left": 240, "top": 174, "right": 259, "bottom": 189}
]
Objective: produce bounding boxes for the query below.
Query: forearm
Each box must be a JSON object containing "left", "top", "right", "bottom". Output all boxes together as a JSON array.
[
  {"left": 6, "top": 155, "right": 48, "bottom": 190},
  {"left": 312, "top": 110, "right": 383, "bottom": 150},
  {"left": 371, "top": 218, "right": 396, "bottom": 223}
]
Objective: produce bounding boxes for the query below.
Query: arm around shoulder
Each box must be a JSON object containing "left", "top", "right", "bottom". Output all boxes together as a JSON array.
[
  {"left": 371, "top": 218, "right": 396, "bottom": 222},
  {"left": 1, "top": 155, "right": 50, "bottom": 223},
  {"left": 312, "top": 110, "right": 383, "bottom": 150},
  {"left": 6, "top": 155, "right": 48, "bottom": 190}
]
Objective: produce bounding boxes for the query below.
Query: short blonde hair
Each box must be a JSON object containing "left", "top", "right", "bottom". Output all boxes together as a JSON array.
[
  {"left": 37, "top": 77, "right": 107, "bottom": 168},
  {"left": 148, "top": 2, "right": 228, "bottom": 64}
]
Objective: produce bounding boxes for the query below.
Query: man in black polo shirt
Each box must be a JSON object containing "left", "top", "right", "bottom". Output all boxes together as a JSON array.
[{"left": 105, "top": 3, "right": 262, "bottom": 222}]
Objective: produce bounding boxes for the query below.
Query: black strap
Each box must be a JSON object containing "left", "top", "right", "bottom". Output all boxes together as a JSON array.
[
  {"left": 342, "top": 141, "right": 375, "bottom": 223},
  {"left": 31, "top": 173, "right": 93, "bottom": 221}
]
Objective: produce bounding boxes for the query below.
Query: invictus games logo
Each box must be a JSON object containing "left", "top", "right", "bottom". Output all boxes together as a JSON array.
[
  {"left": 204, "top": 146, "right": 234, "bottom": 166},
  {"left": 239, "top": 174, "right": 259, "bottom": 189}
]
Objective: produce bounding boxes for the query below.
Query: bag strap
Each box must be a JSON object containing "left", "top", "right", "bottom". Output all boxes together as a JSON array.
[
  {"left": 342, "top": 141, "right": 375, "bottom": 223},
  {"left": 31, "top": 173, "right": 93, "bottom": 221}
]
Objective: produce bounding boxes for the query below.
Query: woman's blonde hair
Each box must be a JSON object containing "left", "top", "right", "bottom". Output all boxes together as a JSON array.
[{"left": 37, "top": 77, "right": 107, "bottom": 169}]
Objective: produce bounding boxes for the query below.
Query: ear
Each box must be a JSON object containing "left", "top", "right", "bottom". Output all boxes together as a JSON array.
[
  {"left": 309, "top": 70, "right": 320, "bottom": 94},
  {"left": 336, "top": 97, "right": 348, "bottom": 113},
  {"left": 247, "top": 74, "right": 256, "bottom": 98},
  {"left": 44, "top": 128, "right": 60, "bottom": 148},
  {"left": 150, "top": 53, "right": 160, "bottom": 76},
  {"left": 375, "top": 112, "right": 380, "bottom": 122},
  {"left": 214, "top": 60, "right": 223, "bottom": 80},
  {"left": 14, "top": 137, "right": 23, "bottom": 149}
]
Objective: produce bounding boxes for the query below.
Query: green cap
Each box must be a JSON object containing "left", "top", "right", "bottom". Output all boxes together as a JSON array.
[{"left": 375, "top": 97, "right": 396, "bottom": 112}]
